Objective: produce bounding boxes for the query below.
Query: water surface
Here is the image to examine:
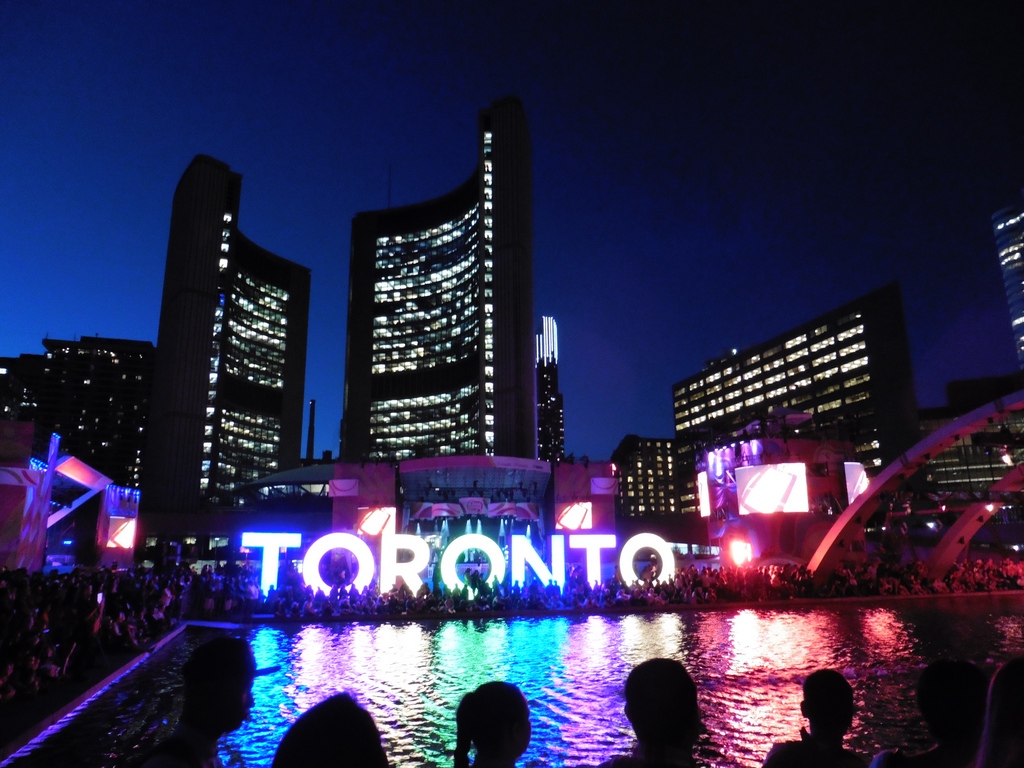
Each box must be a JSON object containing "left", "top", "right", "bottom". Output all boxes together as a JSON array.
[{"left": 6, "top": 594, "right": 1024, "bottom": 768}]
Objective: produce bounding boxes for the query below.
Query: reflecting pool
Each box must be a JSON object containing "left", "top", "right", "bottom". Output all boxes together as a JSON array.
[{"left": 6, "top": 594, "right": 1024, "bottom": 768}]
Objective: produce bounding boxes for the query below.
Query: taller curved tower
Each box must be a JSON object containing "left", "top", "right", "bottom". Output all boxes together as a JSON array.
[{"left": 343, "top": 98, "right": 535, "bottom": 461}]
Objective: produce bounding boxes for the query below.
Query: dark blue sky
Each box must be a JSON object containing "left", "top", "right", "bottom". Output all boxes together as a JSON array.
[{"left": 2, "top": 2, "right": 1022, "bottom": 460}]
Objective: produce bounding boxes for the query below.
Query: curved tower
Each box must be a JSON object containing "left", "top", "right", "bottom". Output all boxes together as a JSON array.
[
  {"left": 145, "top": 156, "right": 310, "bottom": 515},
  {"left": 343, "top": 98, "right": 535, "bottom": 461}
]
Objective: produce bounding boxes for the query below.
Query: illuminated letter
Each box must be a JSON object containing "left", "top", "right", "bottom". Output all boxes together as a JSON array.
[
  {"left": 241, "top": 532, "right": 302, "bottom": 597},
  {"left": 302, "top": 532, "right": 376, "bottom": 595},
  {"left": 569, "top": 534, "right": 616, "bottom": 585},
  {"left": 440, "top": 534, "right": 506, "bottom": 591},
  {"left": 380, "top": 531, "right": 431, "bottom": 592},
  {"left": 511, "top": 534, "right": 565, "bottom": 587},
  {"left": 618, "top": 533, "right": 676, "bottom": 583}
]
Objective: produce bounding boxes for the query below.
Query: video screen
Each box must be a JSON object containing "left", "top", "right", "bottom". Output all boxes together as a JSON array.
[
  {"left": 844, "top": 462, "right": 869, "bottom": 505},
  {"left": 736, "top": 462, "right": 809, "bottom": 515}
]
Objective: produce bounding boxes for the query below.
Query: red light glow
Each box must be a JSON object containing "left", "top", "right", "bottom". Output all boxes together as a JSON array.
[{"left": 729, "top": 539, "right": 753, "bottom": 566}]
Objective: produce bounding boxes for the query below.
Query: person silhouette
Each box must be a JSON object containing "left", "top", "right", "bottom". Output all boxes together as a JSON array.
[
  {"left": 762, "top": 669, "right": 866, "bottom": 768},
  {"left": 140, "top": 636, "right": 263, "bottom": 768},
  {"left": 868, "top": 659, "right": 988, "bottom": 768},
  {"left": 272, "top": 693, "right": 389, "bottom": 767},
  {"left": 974, "top": 656, "right": 1024, "bottom": 768},
  {"left": 453, "top": 681, "right": 531, "bottom": 768},
  {"left": 598, "top": 658, "right": 702, "bottom": 768}
]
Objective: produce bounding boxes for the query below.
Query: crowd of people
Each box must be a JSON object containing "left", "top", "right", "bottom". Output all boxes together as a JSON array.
[
  {"left": 141, "top": 635, "right": 1024, "bottom": 768},
  {"left": 2, "top": 555, "right": 1024, "bottom": 709},
  {"left": 0, "top": 564, "right": 195, "bottom": 705},
  {"left": 260, "top": 556, "right": 1024, "bottom": 620}
]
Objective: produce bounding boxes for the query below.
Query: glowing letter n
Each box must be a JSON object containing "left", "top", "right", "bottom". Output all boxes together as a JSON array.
[
  {"left": 569, "top": 534, "right": 617, "bottom": 585},
  {"left": 511, "top": 534, "right": 565, "bottom": 587}
]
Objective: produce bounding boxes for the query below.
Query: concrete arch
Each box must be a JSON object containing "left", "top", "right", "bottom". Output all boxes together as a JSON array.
[
  {"left": 923, "top": 462, "right": 1024, "bottom": 578},
  {"left": 808, "top": 388, "right": 1024, "bottom": 583}
]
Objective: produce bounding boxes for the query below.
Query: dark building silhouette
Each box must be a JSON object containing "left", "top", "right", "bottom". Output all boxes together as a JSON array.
[
  {"left": 536, "top": 316, "right": 564, "bottom": 462},
  {"left": 0, "top": 354, "right": 40, "bottom": 422},
  {"left": 672, "top": 283, "right": 919, "bottom": 515},
  {"left": 0, "top": 337, "right": 153, "bottom": 487},
  {"left": 343, "top": 98, "right": 535, "bottom": 461},
  {"left": 994, "top": 191, "right": 1024, "bottom": 369},
  {"left": 611, "top": 435, "right": 676, "bottom": 517},
  {"left": 144, "top": 155, "right": 310, "bottom": 515}
]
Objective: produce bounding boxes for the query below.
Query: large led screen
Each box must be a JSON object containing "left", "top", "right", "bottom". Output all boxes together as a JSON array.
[
  {"left": 736, "top": 462, "right": 809, "bottom": 514},
  {"left": 844, "top": 462, "right": 869, "bottom": 505}
]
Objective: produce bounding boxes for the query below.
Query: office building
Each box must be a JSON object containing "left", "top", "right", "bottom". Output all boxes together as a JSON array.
[
  {"left": 610, "top": 435, "right": 676, "bottom": 517},
  {"left": 5, "top": 338, "right": 153, "bottom": 487},
  {"left": 672, "top": 283, "right": 919, "bottom": 514},
  {"left": 343, "top": 97, "right": 535, "bottom": 461},
  {"left": 536, "top": 316, "right": 564, "bottom": 462},
  {"left": 144, "top": 155, "right": 310, "bottom": 515},
  {"left": 994, "top": 192, "right": 1024, "bottom": 369}
]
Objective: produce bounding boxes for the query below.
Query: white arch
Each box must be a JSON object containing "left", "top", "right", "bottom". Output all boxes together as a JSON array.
[{"left": 808, "top": 388, "right": 1024, "bottom": 582}]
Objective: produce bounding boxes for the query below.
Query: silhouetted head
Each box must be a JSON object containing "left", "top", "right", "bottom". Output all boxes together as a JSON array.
[
  {"left": 916, "top": 659, "right": 987, "bottom": 747},
  {"left": 454, "top": 681, "right": 530, "bottom": 768},
  {"left": 975, "top": 656, "right": 1024, "bottom": 768},
  {"left": 800, "top": 669, "right": 854, "bottom": 739},
  {"left": 181, "top": 636, "right": 258, "bottom": 737},
  {"left": 623, "top": 658, "right": 701, "bottom": 751},
  {"left": 273, "top": 693, "right": 388, "bottom": 768}
]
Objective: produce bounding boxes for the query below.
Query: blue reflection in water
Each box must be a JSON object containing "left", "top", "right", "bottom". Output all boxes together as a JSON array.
[{"left": 5, "top": 596, "right": 1024, "bottom": 768}]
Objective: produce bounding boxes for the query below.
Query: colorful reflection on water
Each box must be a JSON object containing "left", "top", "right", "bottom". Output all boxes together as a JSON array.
[{"left": 6, "top": 595, "right": 1024, "bottom": 768}]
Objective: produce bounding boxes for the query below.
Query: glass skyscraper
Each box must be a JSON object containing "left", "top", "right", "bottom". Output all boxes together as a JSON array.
[
  {"left": 994, "top": 192, "right": 1024, "bottom": 369},
  {"left": 343, "top": 98, "right": 535, "bottom": 461},
  {"left": 144, "top": 155, "right": 310, "bottom": 515}
]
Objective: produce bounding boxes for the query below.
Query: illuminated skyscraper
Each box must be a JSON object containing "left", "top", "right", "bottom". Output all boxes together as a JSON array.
[
  {"left": 536, "top": 316, "right": 564, "bottom": 462},
  {"left": 343, "top": 98, "right": 535, "bottom": 461},
  {"left": 994, "top": 192, "right": 1024, "bottom": 369},
  {"left": 144, "top": 155, "right": 310, "bottom": 515}
]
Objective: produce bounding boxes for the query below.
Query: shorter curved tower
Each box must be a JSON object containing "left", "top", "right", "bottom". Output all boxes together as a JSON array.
[
  {"left": 343, "top": 98, "right": 535, "bottom": 461},
  {"left": 145, "top": 156, "right": 310, "bottom": 514}
]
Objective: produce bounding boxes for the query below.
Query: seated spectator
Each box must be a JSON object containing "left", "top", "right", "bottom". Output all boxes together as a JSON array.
[
  {"left": 454, "top": 681, "right": 531, "bottom": 768},
  {"left": 762, "top": 669, "right": 866, "bottom": 768},
  {"left": 974, "top": 656, "right": 1024, "bottom": 768},
  {"left": 869, "top": 658, "right": 987, "bottom": 768},
  {"left": 598, "top": 658, "right": 702, "bottom": 768},
  {"left": 272, "top": 693, "right": 388, "bottom": 767}
]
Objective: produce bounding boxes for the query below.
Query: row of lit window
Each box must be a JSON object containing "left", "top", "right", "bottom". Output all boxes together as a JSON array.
[
  {"left": 676, "top": 362, "right": 872, "bottom": 430},
  {"left": 679, "top": 327, "right": 864, "bottom": 403},
  {"left": 233, "top": 293, "right": 289, "bottom": 328},
  {"left": 239, "top": 273, "right": 289, "bottom": 306},
  {"left": 375, "top": 208, "right": 478, "bottom": 249},
  {"left": 995, "top": 212, "right": 1024, "bottom": 230}
]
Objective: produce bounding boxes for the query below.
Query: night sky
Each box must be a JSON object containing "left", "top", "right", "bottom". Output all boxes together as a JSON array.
[{"left": 2, "top": 2, "right": 1023, "bottom": 461}]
